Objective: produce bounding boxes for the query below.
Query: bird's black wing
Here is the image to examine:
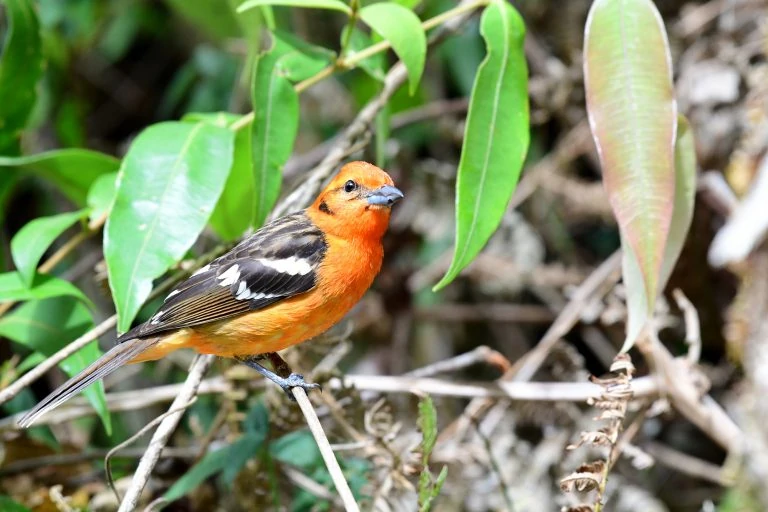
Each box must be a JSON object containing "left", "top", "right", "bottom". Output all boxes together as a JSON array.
[{"left": 119, "top": 211, "right": 327, "bottom": 342}]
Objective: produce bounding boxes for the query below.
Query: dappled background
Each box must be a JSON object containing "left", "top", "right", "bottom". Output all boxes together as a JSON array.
[{"left": 1, "top": 0, "right": 768, "bottom": 511}]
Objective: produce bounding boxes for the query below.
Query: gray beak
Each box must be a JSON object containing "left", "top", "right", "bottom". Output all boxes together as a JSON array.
[{"left": 366, "top": 185, "right": 404, "bottom": 206}]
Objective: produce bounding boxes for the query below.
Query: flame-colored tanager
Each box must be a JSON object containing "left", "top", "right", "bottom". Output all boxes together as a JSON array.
[{"left": 19, "top": 161, "right": 403, "bottom": 427}]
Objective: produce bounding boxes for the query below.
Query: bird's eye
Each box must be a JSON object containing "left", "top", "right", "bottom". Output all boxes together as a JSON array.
[{"left": 344, "top": 180, "right": 358, "bottom": 193}]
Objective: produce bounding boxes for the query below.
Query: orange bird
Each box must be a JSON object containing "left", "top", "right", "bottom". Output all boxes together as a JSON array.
[{"left": 19, "top": 161, "right": 403, "bottom": 427}]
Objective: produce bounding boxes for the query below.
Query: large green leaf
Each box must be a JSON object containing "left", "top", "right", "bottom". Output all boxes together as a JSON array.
[
  {"left": 0, "top": 272, "right": 92, "bottom": 306},
  {"left": 105, "top": 122, "right": 234, "bottom": 333},
  {"left": 0, "top": 298, "right": 110, "bottom": 433},
  {"left": 210, "top": 121, "right": 255, "bottom": 241},
  {"left": 584, "top": 0, "right": 677, "bottom": 343},
  {"left": 86, "top": 172, "right": 118, "bottom": 223},
  {"left": 433, "top": 1, "right": 529, "bottom": 291},
  {"left": 250, "top": 34, "right": 301, "bottom": 226},
  {"left": 164, "top": 432, "right": 265, "bottom": 502},
  {"left": 0, "top": 0, "right": 44, "bottom": 154},
  {"left": 0, "top": 150, "right": 121, "bottom": 206},
  {"left": 11, "top": 210, "right": 87, "bottom": 287},
  {"left": 359, "top": 2, "right": 426, "bottom": 94},
  {"left": 238, "top": 0, "right": 351, "bottom": 15}
]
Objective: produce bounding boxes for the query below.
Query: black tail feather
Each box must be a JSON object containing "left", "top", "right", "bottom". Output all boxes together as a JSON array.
[{"left": 17, "top": 337, "right": 158, "bottom": 428}]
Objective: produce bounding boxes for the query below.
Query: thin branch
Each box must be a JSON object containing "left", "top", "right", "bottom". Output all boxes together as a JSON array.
[
  {"left": 118, "top": 355, "right": 214, "bottom": 512},
  {"left": 292, "top": 387, "right": 360, "bottom": 512}
]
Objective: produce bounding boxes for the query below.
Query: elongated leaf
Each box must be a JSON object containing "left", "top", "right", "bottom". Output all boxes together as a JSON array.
[
  {"left": 0, "top": 272, "right": 93, "bottom": 306},
  {"left": 105, "top": 122, "right": 235, "bottom": 333},
  {"left": 0, "top": 298, "right": 110, "bottom": 433},
  {"left": 210, "top": 121, "right": 255, "bottom": 240},
  {"left": 418, "top": 395, "right": 438, "bottom": 458},
  {"left": 433, "top": 1, "right": 529, "bottom": 291},
  {"left": 622, "top": 114, "right": 697, "bottom": 352},
  {"left": 584, "top": 0, "right": 677, "bottom": 329},
  {"left": 238, "top": 0, "right": 351, "bottom": 14},
  {"left": 11, "top": 210, "right": 87, "bottom": 287},
  {"left": 0, "top": 150, "right": 121, "bottom": 206},
  {"left": 359, "top": 3, "right": 426, "bottom": 94},
  {"left": 250, "top": 35, "right": 300, "bottom": 226},
  {"left": 164, "top": 433, "right": 264, "bottom": 502},
  {"left": 0, "top": 0, "right": 44, "bottom": 154},
  {"left": 87, "top": 172, "right": 118, "bottom": 223}
]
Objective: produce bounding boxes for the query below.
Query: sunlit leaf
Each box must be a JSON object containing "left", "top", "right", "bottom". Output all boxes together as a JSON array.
[
  {"left": 0, "top": 0, "right": 44, "bottom": 154},
  {"left": 250, "top": 34, "right": 300, "bottom": 226},
  {"left": 238, "top": 0, "right": 351, "bottom": 14},
  {"left": 359, "top": 2, "right": 426, "bottom": 94},
  {"left": 0, "top": 150, "right": 121, "bottom": 206},
  {"left": 105, "top": 122, "right": 234, "bottom": 333},
  {"left": 434, "top": 1, "right": 529, "bottom": 291},
  {"left": 342, "top": 26, "right": 386, "bottom": 82},
  {"left": 11, "top": 210, "right": 87, "bottom": 287},
  {"left": 0, "top": 298, "right": 110, "bottom": 433},
  {"left": 584, "top": 0, "right": 677, "bottom": 351},
  {"left": 0, "top": 272, "right": 93, "bottom": 307}
]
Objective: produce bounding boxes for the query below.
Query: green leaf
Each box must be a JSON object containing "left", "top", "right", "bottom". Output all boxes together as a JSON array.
[
  {"left": 11, "top": 210, "right": 87, "bottom": 287},
  {"left": 0, "top": 0, "right": 44, "bottom": 154},
  {"left": 164, "top": 0, "right": 242, "bottom": 40},
  {"left": 0, "top": 495, "right": 31, "bottom": 512},
  {"left": 105, "top": 122, "right": 235, "bottom": 333},
  {"left": 359, "top": 2, "right": 426, "bottom": 94},
  {"left": 342, "top": 26, "right": 386, "bottom": 82},
  {"left": 86, "top": 172, "right": 118, "bottom": 224},
  {"left": 273, "top": 31, "right": 335, "bottom": 82},
  {"left": 433, "top": 1, "right": 529, "bottom": 291},
  {"left": 164, "top": 433, "right": 264, "bottom": 502},
  {"left": 584, "top": 0, "right": 676, "bottom": 345},
  {"left": 250, "top": 35, "right": 301, "bottom": 226},
  {"left": 270, "top": 430, "right": 321, "bottom": 469},
  {"left": 0, "top": 272, "right": 93, "bottom": 307},
  {"left": 622, "top": 114, "right": 696, "bottom": 352},
  {"left": 418, "top": 395, "right": 438, "bottom": 458},
  {"left": 0, "top": 298, "right": 110, "bottom": 433},
  {"left": 238, "top": 0, "right": 351, "bottom": 15},
  {"left": 0, "top": 150, "right": 121, "bottom": 206}
]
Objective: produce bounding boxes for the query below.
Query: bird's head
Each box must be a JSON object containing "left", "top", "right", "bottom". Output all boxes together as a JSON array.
[{"left": 309, "top": 161, "right": 403, "bottom": 240}]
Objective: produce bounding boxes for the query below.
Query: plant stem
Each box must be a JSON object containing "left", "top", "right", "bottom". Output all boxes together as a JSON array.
[{"left": 229, "top": 0, "right": 488, "bottom": 132}]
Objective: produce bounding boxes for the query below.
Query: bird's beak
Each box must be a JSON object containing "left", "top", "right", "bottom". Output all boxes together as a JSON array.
[{"left": 366, "top": 185, "right": 404, "bottom": 207}]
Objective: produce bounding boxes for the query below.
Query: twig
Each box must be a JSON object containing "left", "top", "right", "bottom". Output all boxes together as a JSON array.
[
  {"left": 118, "top": 355, "right": 214, "bottom": 512},
  {"left": 2, "top": 374, "right": 663, "bottom": 430},
  {"left": 644, "top": 441, "right": 732, "bottom": 486},
  {"left": 404, "top": 346, "right": 510, "bottom": 378},
  {"left": 292, "top": 387, "right": 360, "bottom": 512},
  {"left": 470, "top": 417, "right": 515, "bottom": 511},
  {"left": 106, "top": 398, "right": 198, "bottom": 503},
  {"left": 672, "top": 288, "right": 702, "bottom": 364}
]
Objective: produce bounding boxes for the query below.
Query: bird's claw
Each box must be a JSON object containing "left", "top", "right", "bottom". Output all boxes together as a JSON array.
[{"left": 280, "top": 373, "right": 322, "bottom": 401}]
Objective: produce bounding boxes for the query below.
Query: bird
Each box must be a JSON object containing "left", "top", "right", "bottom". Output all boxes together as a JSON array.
[{"left": 18, "top": 161, "right": 403, "bottom": 428}]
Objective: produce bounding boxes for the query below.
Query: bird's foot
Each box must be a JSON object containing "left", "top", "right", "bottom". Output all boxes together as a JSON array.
[{"left": 279, "top": 373, "right": 322, "bottom": 401}]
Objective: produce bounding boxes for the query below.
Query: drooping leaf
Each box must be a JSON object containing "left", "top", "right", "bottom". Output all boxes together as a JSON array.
[
  {"left": 164, "top": 433, "right": 264, "bottom": 502},
  {"left": 0, "top": 150, "right": 121, "bottom": 206},
  {"left": 0, "top": 272, "right": 93, "bottom": 307},
  {"left": 105, "top": 122, "right": 235, "bottom": 333},
  {"left": 86, "top": 172, "right": 118, "bottom": 223},
  {"left": 0, "top": 298, "right": 110, "bottom": 433},
  {"left": 622, "top": 114, "right": 697, "bottom": 352},
  {"left": 433, "top": 1, "right": 529, "bottom": 291},
  {"left": 238, "top": 0, "right": 351, "bottom": 15},
  {"left": 11, "top": 210, "right": 87, "bottom": 287},
  {"left": 0, "top": 0, "right": 44, "bottom": 154},
  {"left": 359, "top": 2, "right": 426, "bottom": 94},
  {"left": 250, "top": 34, "right": 301, "bottom": 226},
  {"left": 584, "top": 0, "right": 677, "bottom": 350}
]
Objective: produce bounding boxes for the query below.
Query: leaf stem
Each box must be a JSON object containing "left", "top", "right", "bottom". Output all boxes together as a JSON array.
[{"left": 229, "top": 0, "right": 488, "bottom": 132}]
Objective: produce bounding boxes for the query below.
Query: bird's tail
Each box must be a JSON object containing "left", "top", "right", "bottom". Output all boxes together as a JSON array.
[{"left": 17, "top": 336, "right": 159, "bottom": 428}]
